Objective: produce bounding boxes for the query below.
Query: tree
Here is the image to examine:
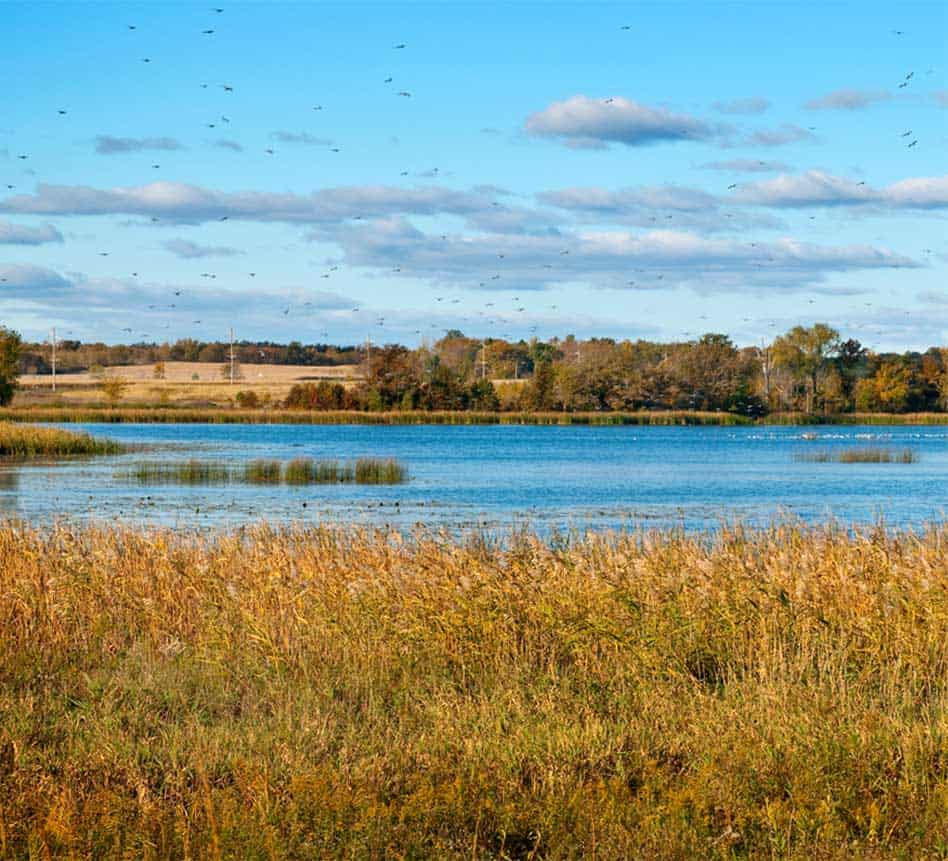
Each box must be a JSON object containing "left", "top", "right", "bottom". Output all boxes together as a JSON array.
[
  {"left": 524, "top": 361, "right": 556, "bottom": 411},
  {"left": 0, "top": 326, "right": 22, "bottom": 406},
  {"left": 100, "top": 375, "right": 129, "bottom": 406},
  {"left": 771, "top": 324, "right": 840, "bottom": 413}
]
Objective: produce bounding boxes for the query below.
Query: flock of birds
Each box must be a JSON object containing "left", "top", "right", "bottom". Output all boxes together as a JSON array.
[{"left": 2, "top": 10, "right": 940, "bottom": 353}]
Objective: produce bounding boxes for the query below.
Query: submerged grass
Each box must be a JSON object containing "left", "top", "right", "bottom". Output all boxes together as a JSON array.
[
  {"left": 0, "top": 522, "right": 946, "bottom": 859},
  {"left": 0, "top": 421, "right": 124, "bottom": 457},
  {"left": 796, "top": 446, "right": 919, "bottom": 463},
  {"left": 121, "top": 456, "right": 407, "bottom": 485}
]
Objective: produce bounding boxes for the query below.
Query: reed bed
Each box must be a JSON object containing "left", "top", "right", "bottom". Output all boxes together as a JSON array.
[
  {"left": 0, "top": 421, "right": 124, "bottom": 457},
  {"left": 121, "top": 456, "right": 407, "bottom": 485},
  {"left": 0, "top": 407, "right": 757, "bottom": 426},
  {"left": 795, "top": 447, "right": 919, "bottom": 463},
  {"left": 243, "top": 458, "right": 282, "bottom": 484},
  {"left": 125, "top": 459, "right": 232, "bottom": 484},
  {"left": 0, "top": 522, "right": 946, "bottom": 859},
  {"left": 5, "top": 406, "right": 948, "bottom": 427}
]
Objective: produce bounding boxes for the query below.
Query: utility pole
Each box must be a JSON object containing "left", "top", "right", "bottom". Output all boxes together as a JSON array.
[
  {"left": 229, "top": 327, "right": 235, "bottom": 384},
  {"left": 50, "top": 327, "right": 57, "bottom": 393},
  {"left": 365, "top": 335, "right": 372, "bottom": 378}
]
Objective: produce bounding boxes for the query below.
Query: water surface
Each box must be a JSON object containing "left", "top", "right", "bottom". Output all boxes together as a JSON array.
[{"left": 3, "top": 423, "right": 945, "bottom": 533}]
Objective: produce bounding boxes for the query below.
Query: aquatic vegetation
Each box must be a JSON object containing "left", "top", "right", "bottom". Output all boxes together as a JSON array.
[
  {"left": 0, "top": 421, "right": 124, "bottom": 456},
  {"left": 121, "top": 457, "right": 407, "bottom": 485},
  {"left": 795, "top": 447, "right": 918, "bottom": 463},
  {"left": 126, "top": 459, "right": 232, "bottom": 484},
  {"left": 0, "top": 522, "right": 946, "bottom": 858},
  {"left": 354, "top": 456, "right": 407, "bottom": 484},
  {"left": 243, "top": 458, "right": 282, "bottom": 483}
]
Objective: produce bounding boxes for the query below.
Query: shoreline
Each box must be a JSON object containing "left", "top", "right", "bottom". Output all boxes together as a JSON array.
[{"left": 2, "top": 407, "right": 947, "bottom": 425}]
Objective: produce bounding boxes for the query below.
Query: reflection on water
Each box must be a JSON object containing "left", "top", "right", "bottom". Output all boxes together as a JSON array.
[
  {"left": 0, "top": 467, "right": 18, "bottom": 516},
  {"left": 6, "top": 423, "right": 948, "bottom": 533}
]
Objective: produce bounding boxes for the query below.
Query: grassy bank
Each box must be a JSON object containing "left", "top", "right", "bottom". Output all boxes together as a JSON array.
[
  {"left": 0, "top": 406, "right": 946, "bottom": 426},
  {"left": 0, "top": 421, "right": 124, "bottom": 457},
  {"left": 1, "top": 522, "right": 946, "bottom": 859},
  {"left": 122, "top": 457, "right": 407, "bottom": 485}
]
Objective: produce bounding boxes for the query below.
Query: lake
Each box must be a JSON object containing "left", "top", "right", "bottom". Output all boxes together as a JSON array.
[{"left": 3, "top": 423, "right": 946, "bottom": 532}]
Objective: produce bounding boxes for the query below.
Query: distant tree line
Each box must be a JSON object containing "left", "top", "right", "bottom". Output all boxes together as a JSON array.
[
  {"left": 286, "top": 325, "right": 948, "bottom": 415},
  {"left": 17, "top": 339, "right": 361, "bottom": 374},
  {"left": 12, "top": 324, "right": 948, "bottom": 415}
]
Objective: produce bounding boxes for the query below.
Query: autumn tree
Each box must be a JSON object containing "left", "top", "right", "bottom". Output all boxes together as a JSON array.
[
  {"left": 771, "top": 324, "right": 840, "bottom": 413},
  {"left": 100, "top": 375, "right": 129, "bottom": 406}
]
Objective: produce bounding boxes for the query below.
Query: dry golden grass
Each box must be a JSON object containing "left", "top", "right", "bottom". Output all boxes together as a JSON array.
[
  {"left": 1, "top": 522, "right": 947, "bottom": 859},
  {"left": 0, "top": 422, "right": 124, "bottom": 457},
  {"left": 15, "top": 363, "right": 361, "bottom": 409},
  {"left": 19, "top": 362, "right": 359, "bottom": 386}
]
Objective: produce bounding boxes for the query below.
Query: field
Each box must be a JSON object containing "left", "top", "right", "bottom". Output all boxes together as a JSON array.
[
  {"left": 1, "top": 522, "right": 946, "bottom": 859},
  {"left": 15, "top": 362, "right": 361, "bottom": 409}
]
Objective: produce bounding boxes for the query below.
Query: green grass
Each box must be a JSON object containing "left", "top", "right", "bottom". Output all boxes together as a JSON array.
[
  {"left": 1, "top": 522, "right": 947, "bottom": 859},
  {"left": 0, "top": 421, "right": 124, "bottom": 457},
  {"left": 120, "top": 457, "right": 408, "bottom": 485},
  {"left": 795, "top": 447, "right": 919, "bottom": 463}
]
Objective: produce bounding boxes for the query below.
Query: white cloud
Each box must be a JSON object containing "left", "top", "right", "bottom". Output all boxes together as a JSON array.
[
  {"left": 525, "top": 95, "right": 717, "bottom": 148},
  {"left": 325, "top": 219, "right": 916, "bottom": 294},
  {"left": 700, "top": 159, "right": 791, "bottom": 173},
  {"left": 0, "top": 220, "right": 63, "bottom": 245},
  {"left": 746, "top": 124, "right": 815, "bottom": 147},
  {"left": 736, "top": 170, "right": 948, "bottom": 208},
  {"left": 804, "top": 88, "right": 891, "bottom": 111},
  {"left": 95, "top": 136, "right": 184, "bottom": 155},
  {"left": 0, "top": 181, "right": 504, "bottom": 225},
  {"left": 162, "top": 238, "right": 243, "bottom": 258}
]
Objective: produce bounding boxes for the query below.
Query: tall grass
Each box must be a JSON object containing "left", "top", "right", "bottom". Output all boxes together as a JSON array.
[
  {"left": 121, "top": 457, "right": 407, "bottom": 485},
  {"left": 0, "top": 522, "right": 946, "bottom": 858},
  {"left": 243, "top": 458, "right": 282, "bottom": 483},
  {"left": 0, "top": 421, "right": 124, "bottom": 456},
  {"left": 125, "top": 459, "right": 232, "bottom": 484},
  {"left": 354, "top": 456, "right": 407, "bottom": 483},
  {"left": 4, "top": 406, "right": 948, "bottom": 426},
  {"left": 0, "top": 407, "right": 762, "bottom": 425},
  {"left": 795, "top": 447, "right": 919, "bottom": 463}
]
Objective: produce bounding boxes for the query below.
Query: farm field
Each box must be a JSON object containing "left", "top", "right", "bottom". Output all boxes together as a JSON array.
[{"left": 14, "top": 362, "right": 362, "bottom": 408}]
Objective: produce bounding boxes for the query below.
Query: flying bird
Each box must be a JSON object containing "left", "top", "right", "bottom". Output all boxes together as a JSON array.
[
  {"left": 907, "top": 140, "right": 918, "bottom": 147},
  {"left": 393, "top": 43, "right": 406, "bottom": 49},
  {"left": 727, "top": 183, "right": 738, "bottom": 190}
]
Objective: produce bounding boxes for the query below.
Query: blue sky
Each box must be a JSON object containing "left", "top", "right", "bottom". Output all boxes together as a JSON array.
[{"left": 1, "top": 0, "right": 946, "bottom": 350}]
